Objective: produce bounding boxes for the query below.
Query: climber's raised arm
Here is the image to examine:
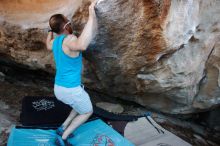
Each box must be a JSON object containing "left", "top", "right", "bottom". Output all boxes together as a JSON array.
[
  {"left": 46, "top": 31, "right": 54, "bottom": 50},
  {"left": 66, "top": 1, "right": 98, "bottom": 51}
]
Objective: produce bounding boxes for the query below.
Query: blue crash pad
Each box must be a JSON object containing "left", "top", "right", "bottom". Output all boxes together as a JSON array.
[{"left": 7, "top": 119, "right": 134, "bottom": 146}]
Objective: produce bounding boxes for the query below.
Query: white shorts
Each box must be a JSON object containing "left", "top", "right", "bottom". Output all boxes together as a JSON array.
[{"left": 54, "top": 84, "right": 93, "bottom": 114}]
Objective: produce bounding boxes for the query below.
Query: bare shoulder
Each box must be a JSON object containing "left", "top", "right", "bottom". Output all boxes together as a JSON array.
[
  {"left": 63, "top": 34, "right": 84, "bottom": 51},
  {"left": 64, "top": 34, "right": 77, "bottom": 43},
  {"left": 63, "top": 34, "right": 78, "bottom": 50},
  {"left": 62, "top": 34, "right": 76, "bottom": 50}
]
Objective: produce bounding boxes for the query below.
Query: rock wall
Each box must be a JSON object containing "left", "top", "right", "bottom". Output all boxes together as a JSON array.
[{"left": 0, "top": 0, "right": 219, "bottom": 114}]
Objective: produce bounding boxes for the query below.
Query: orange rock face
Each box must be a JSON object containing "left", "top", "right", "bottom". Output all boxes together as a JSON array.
[
  {"left": 0, "top": 0, "right": 81, "bottom": 28},
  {"left": 0, "top": 0, "right": 220, "bottom": 114}
]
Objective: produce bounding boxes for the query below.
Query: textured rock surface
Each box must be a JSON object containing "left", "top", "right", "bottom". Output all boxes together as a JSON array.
[
  {"left": 0, "top": 0, "right": 81, "bottom": 28},
  {"left": 0, "top": 100, "right": 18, "bottom": 145},
  {"left": 0, "top": 72, "right": 5, "bottom": 82},
  {"left": 96, "top": 102, "right": 124, "bottom": 114},
  {"left": 74, "top": 0, "right": 220, "bottom": 114},
  {"left": 0, "top": 0, "right": 220, "bottom": 114}
]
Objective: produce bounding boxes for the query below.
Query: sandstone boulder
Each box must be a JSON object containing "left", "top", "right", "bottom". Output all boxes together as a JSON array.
[{"left": 0, "top": 0, "right": 219, "bottom": 114}]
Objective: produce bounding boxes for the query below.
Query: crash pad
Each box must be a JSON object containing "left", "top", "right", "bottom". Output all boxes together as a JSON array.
[{"left": 7, "top": 119, "right": 134, "bottom": 146}]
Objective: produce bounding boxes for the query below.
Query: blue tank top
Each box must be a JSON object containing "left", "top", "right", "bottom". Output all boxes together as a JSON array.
[{"left": 52, "top": 34, "right": 82, "bottom": 88}]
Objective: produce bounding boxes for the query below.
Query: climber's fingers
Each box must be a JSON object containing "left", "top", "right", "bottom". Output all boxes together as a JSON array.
[{"left": 89, "top": 0, "right": 97, "bottom": 17}]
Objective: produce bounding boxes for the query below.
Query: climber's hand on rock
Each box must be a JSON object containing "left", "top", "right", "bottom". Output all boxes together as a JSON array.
[{"left": 89, "top": 0, "right": 97, "bottom": 18}]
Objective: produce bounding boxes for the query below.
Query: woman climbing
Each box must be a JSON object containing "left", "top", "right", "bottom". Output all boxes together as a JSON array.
[{"left": 46, "top": 1, "right": 98, "bottom": 145}]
